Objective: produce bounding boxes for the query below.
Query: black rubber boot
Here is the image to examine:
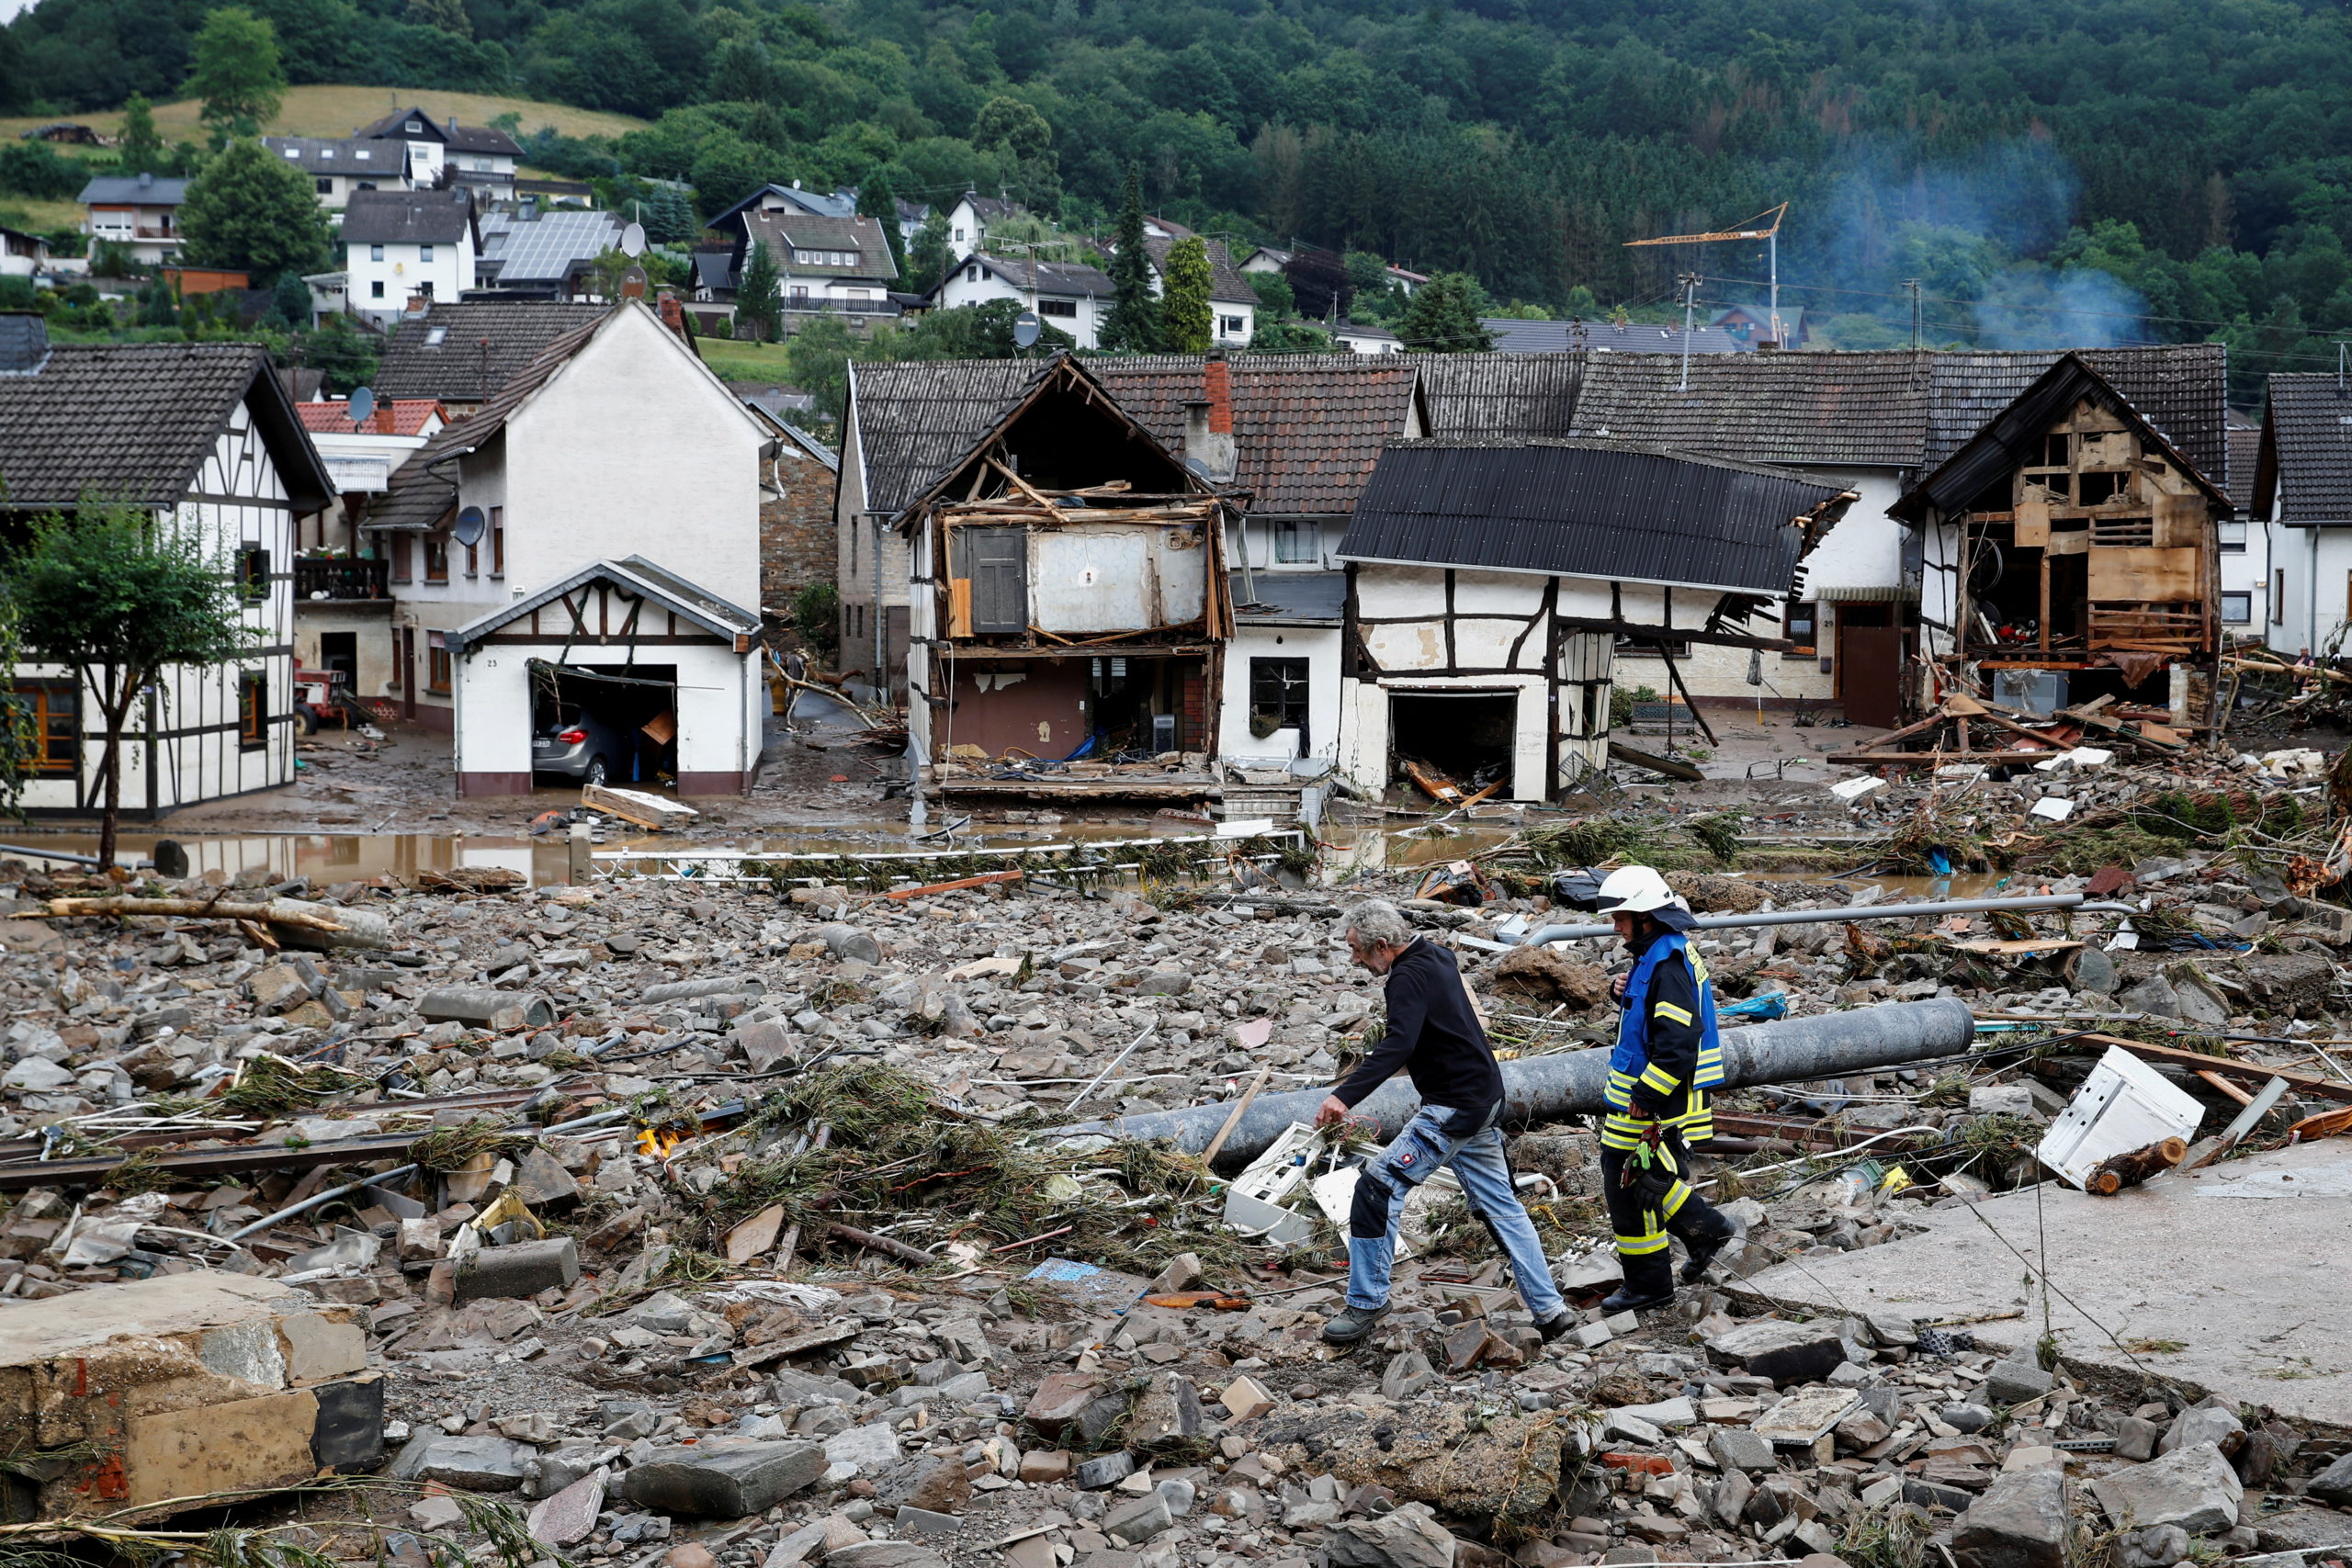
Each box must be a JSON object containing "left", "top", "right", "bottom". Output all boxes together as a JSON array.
[
  {"left": 1679, "top": 1226, "right": 1736, "bottom": 1286},
  {"left": 1600, "top": 1284, "right": 1675, "bottom": 1314},
  {"left": 1320, "top": 1303, "right": 1391, "bottom": 1346}
]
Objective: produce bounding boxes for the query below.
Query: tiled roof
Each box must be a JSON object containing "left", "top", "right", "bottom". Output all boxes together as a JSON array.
[
  {"left": 744, "top": 210, "right": 898, "bottom": 281},
  {"left": 849, "top": 358, "right": 1050, "bottom": 514},
  {"left": 959, "top": 192, "right": 1023, "bottom": 220},
  {"left": 1141, "top": 235, "right": 1255, "bottom": 306},
  {"left": 2226, "top": 421, "right": 2260, "bottom": 513},
  {"left": 76, "top": 173, "right": 187, "bottom": 206},
  {"left": 297, "top": 399, "right": 443, "bottom": 436},
  {"left": 1924, "top": 344, "right": 2229, "bottom": 484},
  {"left": 373, "top": 301, "right": 609, "bottom": 403},
  {"left": 0, "top": 341, "right": 330, "bottom": 512},
  {"left": 1419, "top": 353, "right": 1586, "bottom": 440},
  {"left": 1093, "top": 355, "right": 1420, "bottom": 515},
  {"left": 2258, "top": 375, "right": 2352, "bottom": 523},
  {"left": 263, "top": 135, "right": 406, "bottom": 176},
  {"left": 959, "top": 253, "right": 1114, "bottom": 299},
  {"left": 341, "top": 187, "right": 474, "bottom": 246}
]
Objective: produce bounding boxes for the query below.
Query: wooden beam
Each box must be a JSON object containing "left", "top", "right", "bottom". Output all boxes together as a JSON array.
[{"left": 2076, "top": 1033, "right": 2352, "bottom": 1108}]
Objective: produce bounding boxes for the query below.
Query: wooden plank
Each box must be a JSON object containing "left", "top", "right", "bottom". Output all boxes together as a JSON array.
[
  {"left": 1950, "top": 938, "right": 2084, "bottom": 955},
  {"left": 1607, "top": 739, "right": 1703, "bottom": 782},
  {"left": 2077, "top": 1033, "right": 2352, "bottom": 1108},
  {"left": 582, "top": 783, "right": 698, "bottom": 830},
  {"left": 884, "top": 869, "right": 1024, "bottom": 900},
  {"left": 2196, "top": 1069, "right": 2256, "bottom": 1107},
  {"left": 2086, "top": 547, "right": 2200, "bottom": 602}
]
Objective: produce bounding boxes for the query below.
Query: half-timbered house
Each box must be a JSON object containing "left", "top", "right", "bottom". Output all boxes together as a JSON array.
[{"left": 0, "top": 321, "right": 334, "bottom": 816}]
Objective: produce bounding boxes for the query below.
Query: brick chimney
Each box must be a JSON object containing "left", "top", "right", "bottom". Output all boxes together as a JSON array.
[
  {"left": 655, "top": 289, "right": 692, "bottom": 345},
  {"left": 1183, "top": 349, "right": 1238, "bottom": 484}
]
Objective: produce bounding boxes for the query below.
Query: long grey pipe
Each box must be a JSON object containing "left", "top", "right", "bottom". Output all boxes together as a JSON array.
[
  {"left": 1459, "top": 893, "right": 2136, "bottom": 952},
  {"left": 1056, "top": 997, "right": 1976, "bottom": 1169}
]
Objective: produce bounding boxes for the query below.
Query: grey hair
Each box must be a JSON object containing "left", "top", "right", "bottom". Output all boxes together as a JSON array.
[{"left": 1341, "top": 898, "right": 1415, "bottom": 948}]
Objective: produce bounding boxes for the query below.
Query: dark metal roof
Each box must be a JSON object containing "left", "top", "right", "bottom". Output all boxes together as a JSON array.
[
  {"left": 956, "top": 253, "right": 1114, "bottom": 299},
  {"left": 0, "top": 340, "right": 331, "bottom": 513},
  {"left": 2256, "top": 374, "right": 2352, "bottom": 524},
  {"left": 1418, "top": 353, "right": 1585, "bottom": 439},
  {"left": 2226, "top": 420, "right": 2260, "bottom": 514},
  {"left": 848, "top": 358, "right": 1052, "bottom": 514},
  {"left": 1232, "top": 570, "right": 1346, "bottom": 625},
  {"left": 1894, "top": 353, "right": 2231, "bottom": 522},
  {"left": 262, "top": 135, "right": 406, "bottom": 176},
  {"left": 374, "top": 301, "right": 609, "bottom": 403},
  {"left": 1339, "top": 438, "right": 1848, "bottom": 595},
  {"left": 76, "top": 173, "right": 188, "bottom": 206},
  {"left": 341, "top": 187, "right": 475, "bottom": 246}
]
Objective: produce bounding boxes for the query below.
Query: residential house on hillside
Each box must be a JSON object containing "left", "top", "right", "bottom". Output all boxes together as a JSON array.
[
  {"left": 475, "top": 206, "right": 627, "bottom": 300},
  {"left": 931, "top": 254, "right": 1114, "bottom": 347},
  {"left": 291, "top": 398, "right": 446, "bottom": 698},
  {"left": 1565, "top": 344, "right": 2229, "bottom": 723},
  {"left": 1712, "top": 304, "right": 1810, "bottom": 349},
  {"left": 1333, "top": 321, "right": 1402, "bottom": 355},
  {"left": 344, "top": 188, "right": 479, "bottom": 325},
  {"left": 76, "top": 173, "right": 187, "bottom": 265},
  {"left": 1894, "top": 353, "right": 2231, "bottom": 724},
  {"left": 353, "top": 107, "right": 523, "bottom": 201},
  {"left": 0, "top": 323, "right": 334, "bottom": 815},
  {"left": 2255, "top": 375, "right": 2352, "bottom": 658},
  {"left": 709, "top": 184, "right": 860, "bottom": 226},
  {"left": 264, "top": 136, "right": 410, "bottom": 210},
  {"left": 893, "top": 355, "right": 1237, "bottom": 804},
  {"left": 371, "top": 300, "right": 609, "bottom": 415},
  {"left": 0, "top": 227, "right": 51, "bottom": 278},
  {"left": 947, "top": 192, "right": 1023, "bottom": 254},
  {"left": 1336, "top": 440, "right": 1854, "bottom": 800},
  {"left": 1139, "top": 222, "right": 1256, "bottom": 346},
  {"left": 356, "top": 299, "right": 769, "bottom": 798},
  {"left": 728, "top": 209, "right": 899, "bottom": 337}
]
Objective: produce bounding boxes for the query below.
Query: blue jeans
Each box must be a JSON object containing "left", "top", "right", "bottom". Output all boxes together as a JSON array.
[{"left": 1344, "top": 1100, "right": 1566, "bottom": 1319}]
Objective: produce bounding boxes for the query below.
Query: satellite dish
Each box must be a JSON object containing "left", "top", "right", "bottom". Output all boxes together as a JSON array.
[
  {"left": 1012, "top": 310, "right": 1041, "bottom": 349},
  {"left": 453, "top": 506, "right": 488, "bottom": 547},
  {"left": 346, "top": 386, "right": 376, "bottom": 428},
  {"left": 620, "top": 222, "right": 647, "bottom": 258}
]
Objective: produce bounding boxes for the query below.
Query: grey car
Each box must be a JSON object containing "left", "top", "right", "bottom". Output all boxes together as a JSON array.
[{"left": 532, "top": 709, "right": 629, "bottom": 786}]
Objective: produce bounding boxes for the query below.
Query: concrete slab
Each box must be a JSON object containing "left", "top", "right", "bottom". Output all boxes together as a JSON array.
[{"left": 1737, "top": 1138, "right": 2352, "bottom": 1427}]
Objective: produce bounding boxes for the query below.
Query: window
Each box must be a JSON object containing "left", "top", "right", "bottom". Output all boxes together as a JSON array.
[
  {"left": 1039, "top": 299, "right": 1077, "bottom": 318},
  {"left": 371, "top": 280, "right": 386, "bottom": 299},
  {"left": 424, "top": 535, "right": 449, "bottom": 582},
  {"left": 1221, "top": 315, "right": 1245, "bottom": 335},
  {"left": 316, "top": 177, "right": 333, "bottom": 194},
  {"left": 2277, "top": 568, "right": 2288, "bottom": 623},
  {"left": 2222, "top": 591, "right": 2253, "bottom": 624},
  {"left": 283, "top": 146, "right": 301, "bottom": 159},
  {"left": 426, "top": 632, "right": 451, "bottom": 694},
  {"left": 491, "top": 507, "right": 504, "bottom": 577},
  {"left": 967, "top": 265, "right": 979, "bottom": 282},
  {"left": 237, "top": 671, "right": 266, "bottom": 750},
  {"left": 390, "top": 535, "right": 412, "bottom": 583},
  {"left": 370, "top": 243, "right": 384, "bottom": 261},
  {"left": 464, "top": 535, "right": 478, "bottom": 577},
  {"left": 420, "top": 243, "right": 435, "bottom": 262},
  {"left": 2218, "top": 518, "right": 2247, "bottom": 553},
  {"left": 1782, "top": 599, "right": 1817, "bottom": 657},
  {"left": 236, "top": 546, "right": 271, "bottom": 603},
  {"left": 1274, "top": 522, "right": 1316, "bottom": 563},
  {"left": 11, "top": 682, "right": 77, "bottom": 775},
  {"left": 1249, "top": 659, "right": 1309, "bottom": 745},
  {"left": 418, "top": 281, "right": 434, "bottom": 299},
  {"left": 789, "top": 286, "right": 808, "bottom": 304},
  {"left": 355, "top": 148, "right": 372, "bottom": 161},
  {"left": 426, "top": 326, "right": 447, "bottom": 344}
]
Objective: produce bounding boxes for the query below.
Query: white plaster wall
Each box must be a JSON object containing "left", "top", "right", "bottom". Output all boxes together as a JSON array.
[
  {"left": 1218, "top": 625, "right": 1340, "bottom": 762},
  {"left": 2220, "top": 517, "right": 2268, "bottom": 635},
  {"left": 934, "top": 267, "right": 1104, "bottom": 349},
  {"left": 346, "top": 234, "right": 473, "bottom": 323},
  {"left": 1230, "top": 516, "right": 1345, "bottom": 573},
  {"left": 1351, "top": 674, "right": 1548, "bottom": 801},
  {"left": 454, "top": 640, "right": 760, "bottom": 782},
  {"left": 2268, "top": 524, "right": 2352, "bottom": 656}
]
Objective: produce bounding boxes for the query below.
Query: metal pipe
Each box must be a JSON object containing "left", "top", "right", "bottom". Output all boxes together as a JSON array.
[
  {"left": 1054, "top": 997, "right": 1976, "bottom": 1168},
  {"left": 1456, "top": 893, "right": 2136, "bottom": 952},
  {"left": 228, "top": 1163, "right": 420, "bottom": 1243}
]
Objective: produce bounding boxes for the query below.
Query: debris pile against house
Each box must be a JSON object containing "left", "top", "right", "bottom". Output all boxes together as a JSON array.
[{"left": 5, "top": 761, "right": 2352, "bottom": 1568}]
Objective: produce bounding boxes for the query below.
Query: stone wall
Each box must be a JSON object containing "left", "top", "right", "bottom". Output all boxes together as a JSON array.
[{"left": 763, "top": 441, "right": 839, "bottom": 622}]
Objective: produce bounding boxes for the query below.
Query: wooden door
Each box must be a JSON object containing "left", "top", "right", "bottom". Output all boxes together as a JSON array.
[{"left": 1838, "top": 624, "right": 1905, "bottom": 728}]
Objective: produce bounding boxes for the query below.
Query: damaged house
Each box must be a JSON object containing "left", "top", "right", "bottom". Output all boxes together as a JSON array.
[
  {"left": 1894, "top": 352, "right": 2231, "bottom": 725},
  {"left": 897, "top": 354, "right": 1238, "bottom": 804},
  {"left": 1334, "top": 439, "right": 1855, "bottom": 801}
]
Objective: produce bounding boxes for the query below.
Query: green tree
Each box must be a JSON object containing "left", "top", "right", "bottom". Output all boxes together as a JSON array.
[
  {"left": 856, "top": 173, "right": 909, "bottom": 284},
  {"left": 4, "top": 506, "right": 257, "bottom": 870},
  {"left": 907, "top": 209, "right": 952, "bottom": 295},
  {"left": 899, "top": 297, "right": 1074, "bottom": 358},
  {"left": 784, "top": 314, "right": 856, "bottom": 429},
  {"left": 0, "top": 141, "right": 82, "bottom": 199},
  {"left": 187, "top": 7, "right": 286, "bottom": 144},
  {"left": 300, "top": 313, "right": 377, "bottom": 394},
  {"left": 1159, "top": 235, "right": 1213, "bottom": 354},
  {"left": 139, "top": 276, "right": 178, "bottom": 326},
  {"left": 404, "top": 0, "right": 473, "bottom": 39},
  {"left": 266, "top": 270, "right": 311, "bottom": 329},
  {"left": 1100, "top": 166, "right": 1159, "bottom": 352},
  {"left": 971, "top": 95, "right": 1057, "bottom": 210},
  {"left": 178, "top": 139, "right": 332, "bottom": 285},
  {"left": 117, "top": 95, "right": 164, "bottom": 175},
  {"left": 1398, "top": 272, "right": 1495, "bottom": 353},
  {"left": 736, "top": 237, "right": 782, "bottom": 342},
  {"left": 1243, "top": 318, "right": 1334, "bottom": 353},
  {"left": 1248, "top": 268, "right": 1295, "bottom": 317}
]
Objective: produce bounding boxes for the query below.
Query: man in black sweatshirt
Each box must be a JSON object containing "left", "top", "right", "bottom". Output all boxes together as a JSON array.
[{"left": 1314, "top": 898, "right": 1572, "bottom": 1345}]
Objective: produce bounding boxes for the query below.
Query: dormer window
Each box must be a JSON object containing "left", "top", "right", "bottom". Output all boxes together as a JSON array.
[
  {"left": 282, "top": 147, "right": 300, "bottom": 158},
  {"left": 322, "top": 148, "right": 336, "bottom": 158},
  {"left": 356, "top": 149, "right": 371, "bottom": 160},
  {"left": 405, "top": 120, "right": 423, "bottom": 132}
]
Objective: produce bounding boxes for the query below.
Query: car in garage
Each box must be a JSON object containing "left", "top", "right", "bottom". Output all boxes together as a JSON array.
[{"left": 531, "top": 707, "right": 632, "bottom": 786}]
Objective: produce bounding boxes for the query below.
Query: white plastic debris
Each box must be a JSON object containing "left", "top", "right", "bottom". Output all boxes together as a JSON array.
[
  {"left": 2036, "top": 1045, "right": 2204, "bottom": 1191},
  {"left": 1828, "top": 774, "right": 1886, "bottom": 802},
  {"left": 2258, "top": 748, "right": 2328, "bottom": 781},
  {"left": 2029, "top": 796, "right": 2075, "bottom": 821},
  {"left": 1223, "top": 1122, "right": 1322, "bottom": 1246},
  {"left": 2033, "top": 746, "right": 2115, "bottom": 773}
]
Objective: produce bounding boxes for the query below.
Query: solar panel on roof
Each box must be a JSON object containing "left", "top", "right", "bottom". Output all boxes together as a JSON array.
[{"left": 479, "top": 210, "right": 625, "bottom": 286}]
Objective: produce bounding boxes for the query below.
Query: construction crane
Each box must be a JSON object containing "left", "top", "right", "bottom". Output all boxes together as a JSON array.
[{"left": 1624, "top": 203, "right": 1791, "bottom": 349}]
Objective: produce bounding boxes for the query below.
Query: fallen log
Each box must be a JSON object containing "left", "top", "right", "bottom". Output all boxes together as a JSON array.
[
  {"left": 2086, "top": 1136, "right": 2187, "bottom": 1195},
  {"left": 32, "top": 896, "right": 390, "bottom": 951},
  {"left": 1607, "top": 740, "right": 1704, "bottom": 782},
  {"left": 820, "top": 1222, "right": 936, "bottom": 1268}
]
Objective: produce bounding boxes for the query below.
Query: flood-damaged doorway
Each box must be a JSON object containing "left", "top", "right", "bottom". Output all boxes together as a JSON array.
[{"left": 1387, "top": 689, "right": 1517, "bottom": 796}]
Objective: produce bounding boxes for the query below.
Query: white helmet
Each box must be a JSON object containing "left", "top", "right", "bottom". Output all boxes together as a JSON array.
[{"left": 1594, "top": 864, "right": 1688, "bottom": 918}]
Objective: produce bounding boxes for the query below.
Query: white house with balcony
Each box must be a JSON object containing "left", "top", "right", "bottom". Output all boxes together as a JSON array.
[
  {"left": 263, "top": 136, "right": 411, "bottom": 210},
  {"left": 353, "top": 107, "right": 524, "bottom": 200},
  {"left": 76, "top": 173, "right": 187, "bottom": 265},
  {"left": 931, "top": 254, "right": 1113, "bottom": 347},
  {"left": 343, "top": 188, "right": 478, "bottom": 325}
]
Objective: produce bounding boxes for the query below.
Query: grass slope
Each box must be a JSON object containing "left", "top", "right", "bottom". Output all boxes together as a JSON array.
[
  {"left": 0, "top": 83, "right": 644, "bottom": 145},
  {"left": 696, "top": 337, "right": 797, "bottom": 384}
]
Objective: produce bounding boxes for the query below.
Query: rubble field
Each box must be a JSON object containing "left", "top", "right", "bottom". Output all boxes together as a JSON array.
[{"left": 3, "top": 741, "right": 2352, "bottom": 1568}]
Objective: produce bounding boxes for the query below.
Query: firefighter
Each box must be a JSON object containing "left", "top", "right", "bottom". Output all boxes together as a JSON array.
[{"left": 1593, "top": 865, "right": 1738, "bottom": 1313}]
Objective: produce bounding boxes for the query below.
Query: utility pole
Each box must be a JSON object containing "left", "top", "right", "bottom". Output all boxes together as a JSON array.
[{"left": 1678, "top": 272, "right": 1700, "bottom": 390}]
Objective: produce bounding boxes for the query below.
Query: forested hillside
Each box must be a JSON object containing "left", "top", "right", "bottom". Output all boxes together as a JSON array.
[{"left": 6, "top": 0, "right": 2350, "bottom": 382}]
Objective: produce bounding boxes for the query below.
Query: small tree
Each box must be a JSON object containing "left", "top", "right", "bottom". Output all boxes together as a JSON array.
[
  {"left": 1398, "top": 272, "right": 1496, "bottom": 353},
  {"left": 736, "top": 238, "right": 782, "bottom": 342},
  {"left": 5, "top": 507, "right": 257, "bottom": 870},
  {"left": 1159, "top": 235, "right": 1213, "bottom": 353},
  {"left": 266, "top": 271, "right": 311, "bottom": 329},
  {"left": 784, "top": 314, "right": 856, "bottom": 428},
  {"left": 187, "top": 7, "right": 286, "bottom": 143},
  {"left": 1100, "top": 166, "right": 1159, "bottom": 352},
  {"left": 300, "top": 313, "right": 379, "bottom": 394},
  {"left": 856, "top": 174, "right": 909, "bottom": 284},
  {"left": 179, "top": 139, "right": 333, "bottom": 285},
  {"left": 118, "top": 95, "right": 165, "bottom": 175},
  {"left": 907, "top": 209, "right": 952, "bottom": 295}
]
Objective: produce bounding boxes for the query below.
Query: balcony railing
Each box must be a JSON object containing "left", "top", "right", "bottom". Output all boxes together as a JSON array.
[
  {"left": 297, "top": 557, "right": 391, "bottom": 602},
  {"left": 783, "top": 297, "right": 899, "bottom": 316}
]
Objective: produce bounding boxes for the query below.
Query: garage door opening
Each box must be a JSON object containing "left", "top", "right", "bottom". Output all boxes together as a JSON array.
[
  {"left": 529, "top": 660, "right": 678, "bottom": 788},
  {"left": 1388, "top": 690, "right": 1517, "bottom": 796}
]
